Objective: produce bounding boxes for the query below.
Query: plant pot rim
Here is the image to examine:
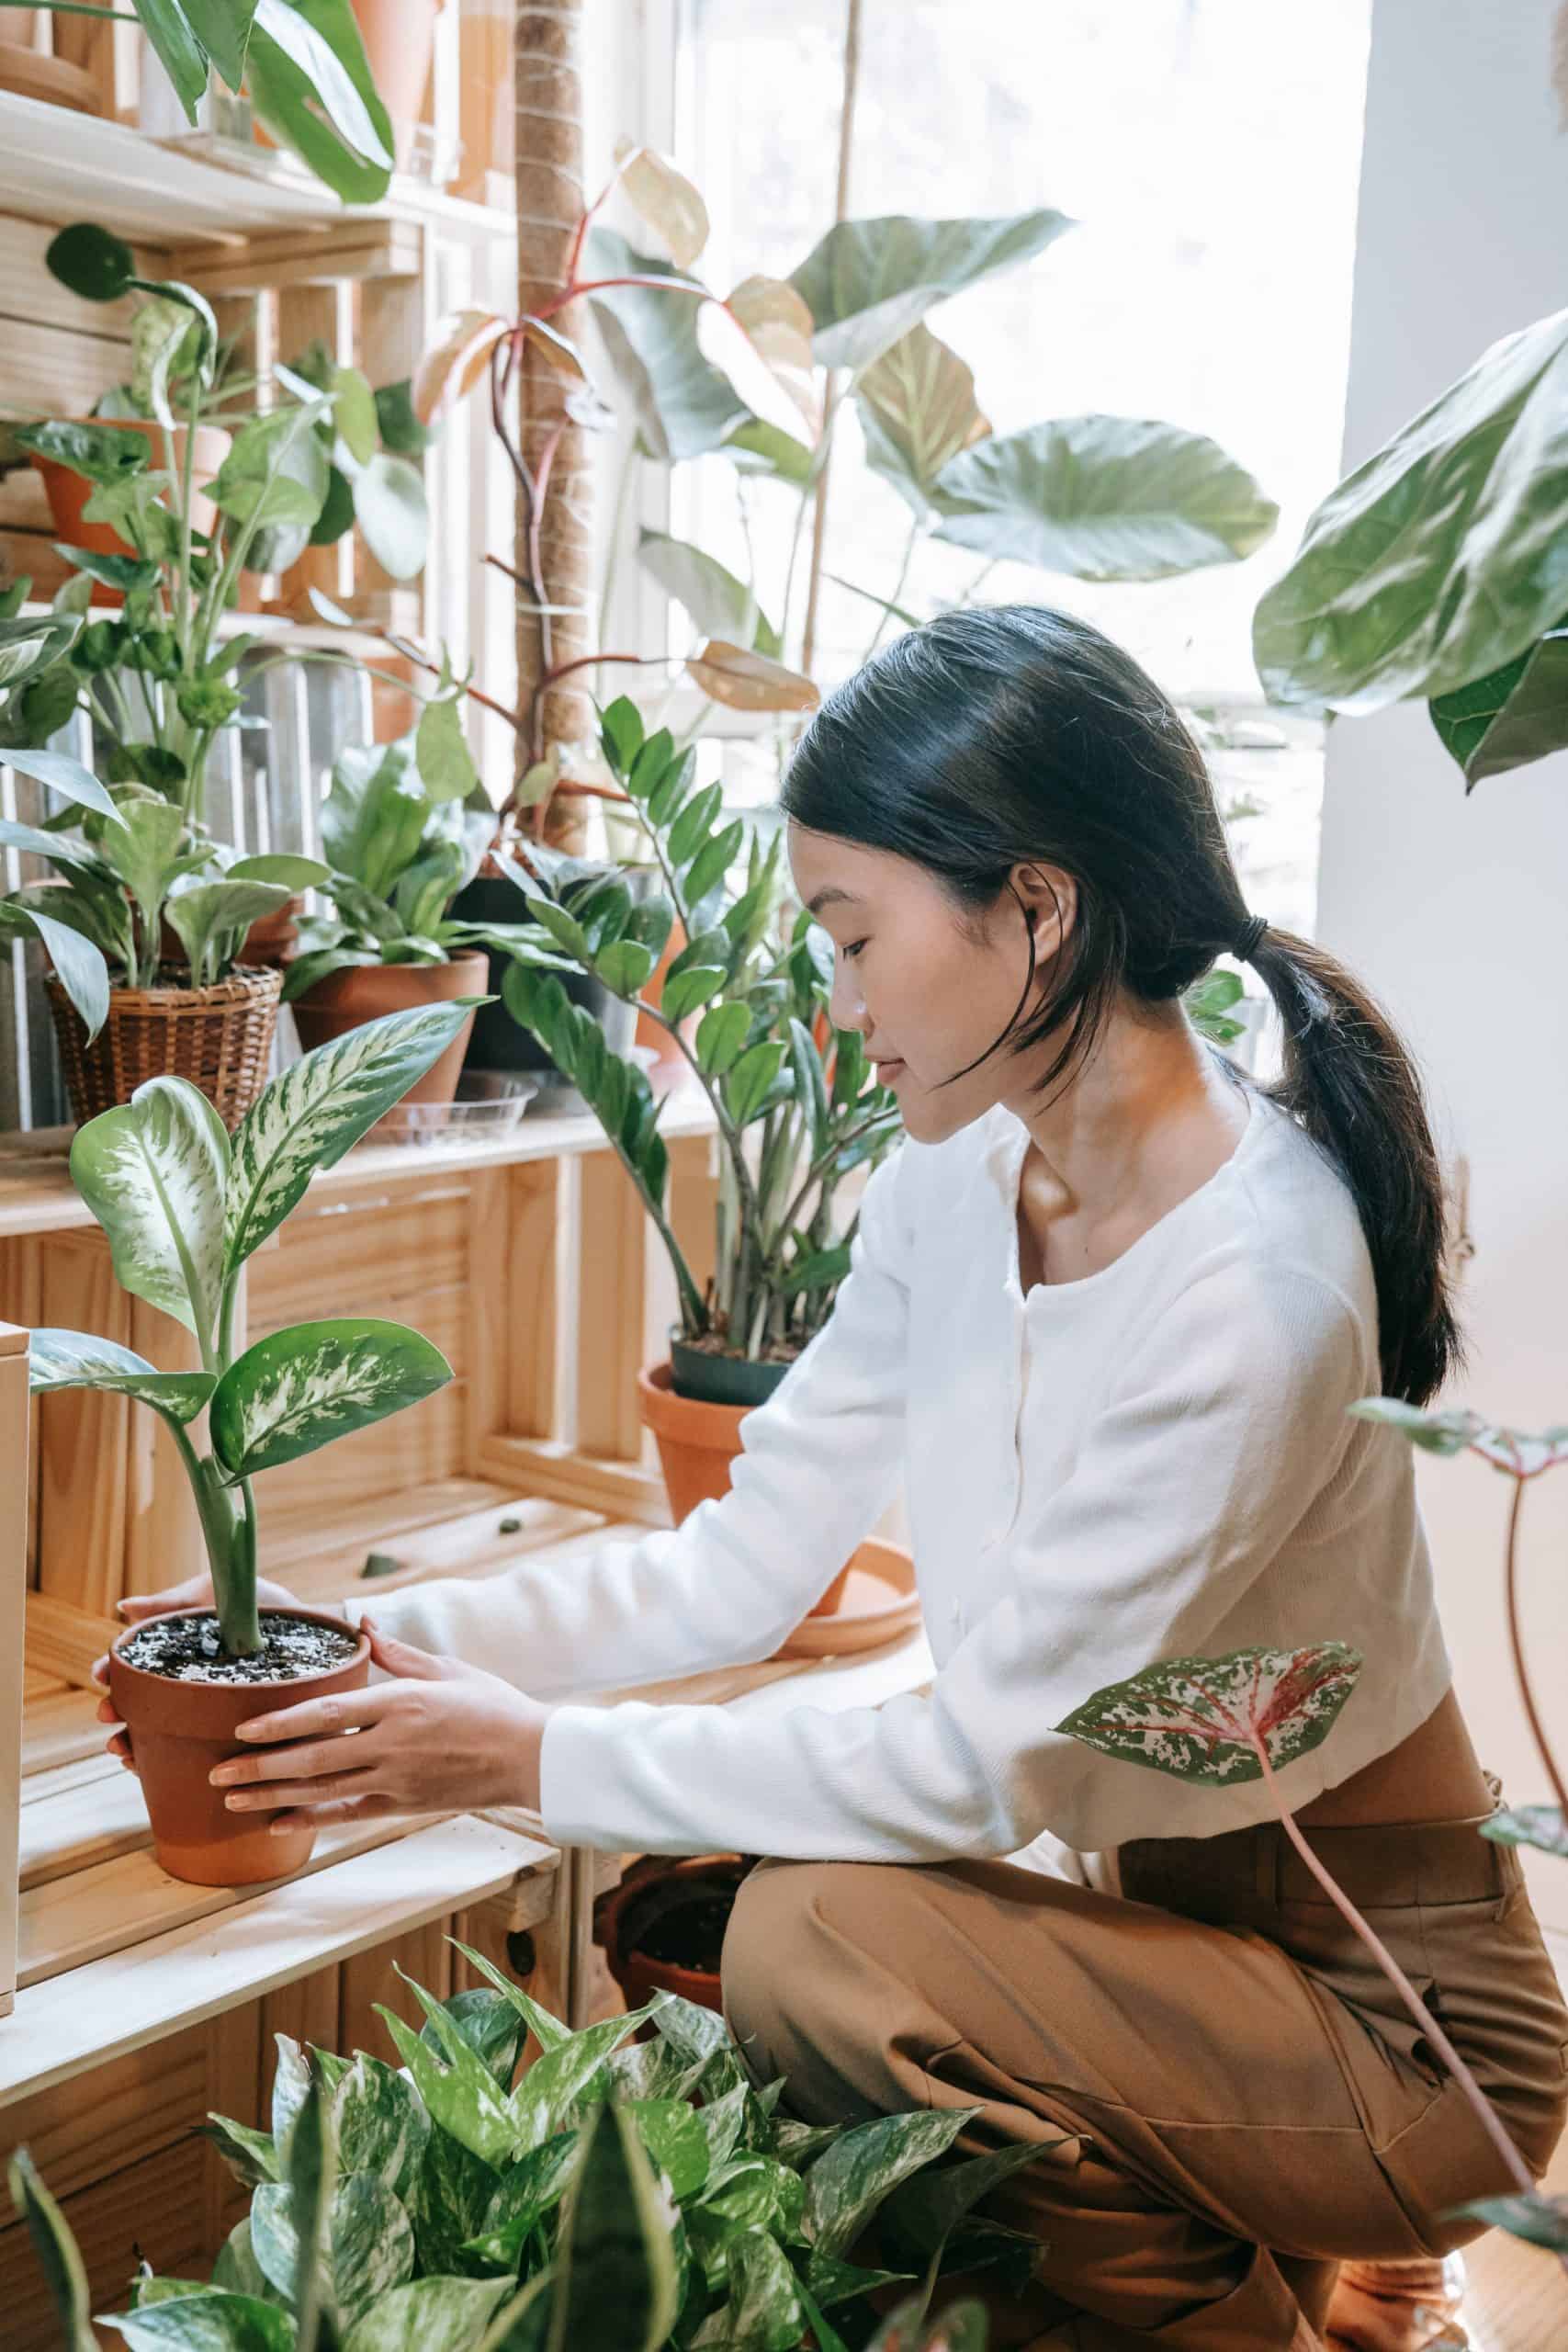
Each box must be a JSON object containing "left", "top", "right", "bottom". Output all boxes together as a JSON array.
[
  {"left": 109, "top": 1602, "right": 369, "bottom": 1688},
  {"left": 288, "top": 947, "right": 491, "bottom": 1000},
  {"left": 45, "top": 964, "right": 283, "bottom": 1011}
]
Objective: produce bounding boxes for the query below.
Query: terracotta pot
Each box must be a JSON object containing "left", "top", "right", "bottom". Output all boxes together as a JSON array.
[
  {"left": 349, "top": 0, "right": 441, "bottom": 173},
  {"left": 288, "top": 952, "right": 488, "bottom": 1136},
  {"left": 107, "top": 1606, "right": 371, "bottom": 1886},
  {"left": 597, "top": 1854, "right": 752, "bottom": 2021},
  {"left": 31, "top": 421, "right": 231, "bottom": 605},
  {"left": 637, "top": 1359, "right": 852, "bottom": 1620}
]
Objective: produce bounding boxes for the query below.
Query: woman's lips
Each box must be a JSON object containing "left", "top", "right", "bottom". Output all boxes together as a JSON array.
[{"left": 874, "top": 1057, "right": 906, "bottom": 1082}]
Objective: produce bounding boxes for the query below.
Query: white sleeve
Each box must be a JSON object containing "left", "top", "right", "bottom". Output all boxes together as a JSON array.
[
  {"left": 536, "top": 1255, "right": 1367, "bottom": 1858},
  {"left": 335, "top": 1145, "right": 913, "bottom": 1699}
]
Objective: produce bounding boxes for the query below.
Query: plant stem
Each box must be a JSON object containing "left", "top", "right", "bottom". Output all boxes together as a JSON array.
[
  {"left": 798, "top": 0, "right": 863, "bottom": 684},
  {"left": 1502, "top": 1474, "right": 1568, "bottom": 1822},
  {"left": 1254, "top": 1740, "right": 1550, "bottom": 2227},
  {"left": 864, "top": 512, "right": 921, "bottom": 661}
]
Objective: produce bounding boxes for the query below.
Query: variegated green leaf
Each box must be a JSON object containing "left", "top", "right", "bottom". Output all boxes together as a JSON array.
[
  {"left": 690, "top": 2226, "right": 803, "bottom": 2349},
  {"left": 70, "top": 1077, "right": 230, "bottom": 1352},
  {"left": 463, "top": 2132, "right": 581, "bottom": 2267},
  {"left": 802, "top": 2109, "right": 976, "bottom": 2261},
  {"left": 101, "top": 2290, "right": 299, "bottom": 2349},
  {"left": 252, "top": 2172, "right": 415, "bottom": 2327},
  {"left": 331, "top": 2055, "right": 431, "bottom": 2204},
  {"left": 1350, "top": 1396, "right": 1568, "bottom": 1477},
  {"left": 376, "top": 1986, "right": 521, "bottom": 2166},
  {"left": 28, "top": 1329, "right": 215, "bottom": 1424},
  {"left": 1054, "top": 1643, "right": 1363, "bottom": 1787},
  {"left": 7, "top": 2150, "right": 96, "bottom": 2352},
  {"left": 509, "top": 2003, "right": 663, "bottom": 2154},
  {"left": 1443, "top": 2189, "right": 1568, "bottom": 2251},
  {"left": 204, "top": 2119, "right": 281, "bottom": 2190},
  {"left": 446, "top": 1938, "right": 573, "bottom": 2052},
  {"left": 224, "top": 1002, "right": 482, "bottom": 1272},
  {"left": 209, "top": 1318, "right": 452, "bottom": 1480},
  {"left": 1480, "top": 1804, "right": 1568, "bottom": 1859},
  {"left": 343, "top": 2276, "right": 515, "bottom": 2352}
]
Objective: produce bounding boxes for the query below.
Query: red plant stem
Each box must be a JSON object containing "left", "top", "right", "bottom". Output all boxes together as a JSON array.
[
  {"left": 1253, "top": 1739, "right": 1540, "bottom": 2208},
  {"left": 534, "top": 273, "right": 706, "bottom": 322},
  {"left": 1502, "top": 1472, "right": 1568, "bottom": 1826}
]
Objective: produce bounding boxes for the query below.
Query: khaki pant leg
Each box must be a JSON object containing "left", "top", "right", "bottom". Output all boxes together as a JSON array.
[{"left": 722, "top": 1856, "right": 1424, "bottom": 2349}]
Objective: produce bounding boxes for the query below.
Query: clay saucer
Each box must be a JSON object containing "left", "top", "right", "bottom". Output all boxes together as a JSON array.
[{"left": 772, "top": 1537, "right": 922, "bottom": 1659}]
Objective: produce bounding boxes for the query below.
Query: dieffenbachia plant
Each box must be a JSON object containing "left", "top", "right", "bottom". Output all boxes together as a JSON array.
[
  {"left": 1056, "top": 1638, "right": 1568, "bottom": 2276},
  {"left": 1253, "top": 306, "right": 1568, "bottom": 787},
  {"left": 26, "top": 1001, "right": 483, "bottom": 1657},
  {"left": 9, "top": 1957, "right": 1043, "bottom": 2349}
]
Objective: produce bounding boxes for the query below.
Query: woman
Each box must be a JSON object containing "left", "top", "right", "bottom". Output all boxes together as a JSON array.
[{"left": 103, "top": 608, "right": 1566, "bottom": 2350}]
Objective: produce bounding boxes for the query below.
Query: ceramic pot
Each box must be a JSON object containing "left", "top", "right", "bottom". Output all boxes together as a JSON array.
[
  {"left": 31, "top": 421, "right": 231, "bottom": 602},
  {"left": 637, "top": 1359, "right": 851, "bottom": 1619},
  {"left": 107, "top": 1605, "right": 371, "bottom": 1886},
  {"left": 597, "top": 1854, "right": 752, "bottom": 2020},
  {"left": 288, "top": 952, "right": 488, "bottom": 1136}
]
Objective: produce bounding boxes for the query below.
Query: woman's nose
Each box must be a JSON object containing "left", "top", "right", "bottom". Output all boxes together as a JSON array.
[{"left": 829, "top": 961, "right": 868, "bottom": 1033}]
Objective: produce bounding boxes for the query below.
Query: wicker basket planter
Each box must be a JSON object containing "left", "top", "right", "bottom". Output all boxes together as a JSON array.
[{"left": 44, "top": 966, "right": 283, "bottom": 1129}]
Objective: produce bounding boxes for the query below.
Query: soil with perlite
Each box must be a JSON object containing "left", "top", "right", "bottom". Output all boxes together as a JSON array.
[{"left": 118, "top": 1611, "right": 358, "bottom": 1683}]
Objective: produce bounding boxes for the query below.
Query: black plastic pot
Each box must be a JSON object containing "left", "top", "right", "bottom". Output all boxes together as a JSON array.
[
  {"left": 452, "top": 865, "right": 656, "bottom": 1110},
  {"left": 670, "top": 1333, "right": 792, "bottom": 1409}
]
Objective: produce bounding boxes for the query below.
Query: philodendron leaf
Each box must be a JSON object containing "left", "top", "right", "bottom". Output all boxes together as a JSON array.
[
  {"left": 377, "top": 1988, "right": 521, "bottom": 2167},
  {"left": 246, "top": 0, "right": 395, "bottom": 207},
  {"left": 99, "top": 2291, "right": 299, "bottom": 2348},
  {"left": 800, "top": 2109, "right": 976, "bottom": 2262},
  {"left": 70, "top": 1077, "right": 230, "bottom": 1351},
  {"left": 446, "top": 1937, "right": 574, "bottom": 2053},
  {"left": 28, "top": 1329, "right": 215, "bottom": 1424},
  {"left": 2, "top": 744, "right": 120, "bottom": 823},
  {"left": 690, "top": 2226, "right": 803, "bottom": 2350},
  {"left": 209, "top": 1318, "right": 453, "bottom": 1480},
  {"left": 509, "top": 2004, "right": 664, "bottom": 2154},
  {"left": 7, "top": 2151, "right": 96, "bottom": 2352},
  {"left": 1055, "top": 1643, "right": 1363, "bottom": 1787},
  {"left": 330, "top": 2053, "right": 431, "bottom": 2200},
  {"left": 342, "top": 2277, "right": 514, "bottom": 2352},
  {"left": 463, "top": 2132, "right": 581, "bottom": 2267},
  {"left": 636, "top": 528, "right": 780, "bottom": 656},
  {"left": 252, "top": 2172, "right": 416, "bottom": 2329},
  {"left": 1481, "top": 1804, "right": 1568, "bottom": 1859},
  {"left": 1349, "top": 1396, "right": 1568, "bottom": 1477},
  {"left": 789, "top": 208, "right": 1074, "bottom": 372},
  {"left": 420, "top": 1987, "right": 525, "bottom": 2093},
  {"left": 547, "top": 2102, "right": 680, "bottom": 2352},
  {"left": 224, "top": 1001, "right": 484, "bottom": 1271},
  {"left": 1444, "top": 2190, "right": 1568, "bottom": 2251}
]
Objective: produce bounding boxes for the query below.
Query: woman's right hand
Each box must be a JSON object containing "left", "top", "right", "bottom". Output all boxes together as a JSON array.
[{"left": 92, "top": 1573, "right": 301, "bottom": 1769}]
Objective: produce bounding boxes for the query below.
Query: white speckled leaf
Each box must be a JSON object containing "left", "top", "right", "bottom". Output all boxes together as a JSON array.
[
  {"left": 1054, "top": 1644, "right": 1363, "bottom": 1787},
  {"left": 209, "top": 1318, "right": 451, "bottom": 1481},
  {"left": 28, "top": 1329, "right": 215, "bottom": 1425},
  {"left": 252, "top": 2173, "right": 415, "bottom": 2329},
  {"left": 1351, "top": 1396, "right": 1568, "bottom": 1478},
  {"left": 69, "top": 1076, "right": 230, "bottom": 1350},
  {"left": 224, "top": 1002, "right": 480, "bottom": 1274},
  {"left": 341, "top": 2275, "right": 515, "bottom": 2352},
  {"left": 1481, "top": 1804, "right": 1568, "bottom": 1860}
]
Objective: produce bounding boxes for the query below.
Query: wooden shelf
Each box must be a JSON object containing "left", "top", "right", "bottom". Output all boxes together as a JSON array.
[{"left": 0, "top": 91, "right": 516, "bottom": 244}]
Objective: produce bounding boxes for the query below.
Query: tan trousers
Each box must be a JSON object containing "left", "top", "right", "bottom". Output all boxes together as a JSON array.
[{"left": 721, "top": 1804, "right": 1568, "bottom": 2350}]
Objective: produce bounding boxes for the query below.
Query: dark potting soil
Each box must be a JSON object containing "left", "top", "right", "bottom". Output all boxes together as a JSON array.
[
  {"left": 118, "top": 1611, "right": 357, "bottom": 1684},
  {"left": 637, "top": 1891, "right": 737, "bottom": 1974}
]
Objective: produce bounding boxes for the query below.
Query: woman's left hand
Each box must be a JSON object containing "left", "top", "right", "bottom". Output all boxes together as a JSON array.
[{"left": 206, "top": 1618, "right": 553, "bottom": 1836}]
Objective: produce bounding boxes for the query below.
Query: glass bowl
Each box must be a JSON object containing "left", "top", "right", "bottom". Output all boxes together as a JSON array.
[{"left": 378, "top": 1071, "right": 540, "bottom": 1147}]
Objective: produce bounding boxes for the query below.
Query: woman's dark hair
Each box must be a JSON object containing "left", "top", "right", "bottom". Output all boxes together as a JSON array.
[{"left": 781, "top": 603, "right": 1461, "bottom": 1407}]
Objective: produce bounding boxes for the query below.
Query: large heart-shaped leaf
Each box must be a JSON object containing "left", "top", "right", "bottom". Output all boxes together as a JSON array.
[
  {"left": 224, "top": 1000, "right": 481, "bottom": 1270},
  {"left": 213, "top": 406, "right": 331, "bottom": 535},
  {"left": 28, "top": 1329, "right": 215, "bottom": 1423},
  {"left": 1428, "top": 623, "right": 1568, "bottom": 786},
  {"left": 209, "top": 1317, "right": 452, "bottom": 1479},
  {"left": 586, "top": 228, "right": 744, "bottom": 463},
  {"left": 637, "top": 528, "right": 779, "bottom": 655},
  {"left": 247, "top": 0, "right": 394, "bottom": 204},
  {"left": 856, "top": 322, "right": 989, "bottom": 514},
  {"left": 46, "top": 220, "right": 136, "bottom": 304},
  {"left": 788, "top": 209, "right": 1074, "bottom": 372},
  {"left": 412, "top": 310, "right": 510, "bottom": 426},
  {"left": 801, "top": 2109, "right": 975, "bottom": 2261},
  {"left": 1054, "top": 1643, "right": 1363, "bottom": 1786},
  {"left": 929, "top": 415, "right": 1279, "bottom": 580},
  {"left": 1253, "top": 304, "right": 1568, "bottom": 712},
  {"left": 547, "top": 2103, "right": 679, "bottom": 2352},
  {"left": 615, "top": 138, "right": 710, "bottom": 268},
  {"left": 70, "top": 1076, "right": 230, "bottom": 1350}
]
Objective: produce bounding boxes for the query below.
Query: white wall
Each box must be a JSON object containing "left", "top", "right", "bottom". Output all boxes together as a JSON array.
[{"left": 1317, "top": 0, "right": 1568, "bottom": 1923}]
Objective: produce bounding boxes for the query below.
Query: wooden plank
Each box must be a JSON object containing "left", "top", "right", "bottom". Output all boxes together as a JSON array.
[
  {"left": 0, "top": 2132, "right": 209, "bottom": 2351},
  {"left": 575, "top": 1147, "right": 648, "bottom": 1463},
  {"left": 169, "top": 216, "right": 423, "bottom": 294},
  {"left": 18, "top": 1683, "right": 102, "bottom": 1775},
  {"left": 1, "top": 1319, "right": 29, "bottom": 2021},
  {"left": 35, "top": 1230, "right": 130, "bottom": 1611},
  {"left": 19, "top": 1590, "right": 116, "bottom": 1688},
  {"left": 0, "top": 211, "right": 146, "bottom": 341},
  {"left": 0, "top": 1238, "right": 43, "bottom": 1585},
  {"left": 506, "top": 1155, "right": 566, "bottom": 1443},
  {"left": 465, "top": 1165, "right": 509, "bottom": 1472},
  {"left": 478, "top": 1430, "right": 671, "bottom": 1524},
  {"left": 338, "top": 1916, "right": 452, "bottom": 2068},
  {"left": 123, "top": 1295, "right": 206, "bottom": 1600},
  {"left": 0, "top": 312, "right": 133, "bottom": 424},
  {"left": 0, "top": 1814, "right": 556, "bottom": 2107},
  {"left": 18, "top": 1758, "right": 146, "bottom": 1891}
]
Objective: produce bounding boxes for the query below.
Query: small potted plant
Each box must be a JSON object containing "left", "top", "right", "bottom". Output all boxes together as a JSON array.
[{"left": 27, "top": 996, "right": 482, "bottom": 1886}]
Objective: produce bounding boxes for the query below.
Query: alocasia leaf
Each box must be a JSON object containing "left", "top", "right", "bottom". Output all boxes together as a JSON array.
[
  {"left": 1054, "top": 1643, "right": 1363, "bottom": 1787},
  {"left": 69, "top": 1076, "right": 230, "bottom": 1352}
]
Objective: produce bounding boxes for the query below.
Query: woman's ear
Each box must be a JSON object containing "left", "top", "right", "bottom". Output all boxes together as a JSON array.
[{"left": 1011, "top": 860, "right": 1076, "bottom": 945}]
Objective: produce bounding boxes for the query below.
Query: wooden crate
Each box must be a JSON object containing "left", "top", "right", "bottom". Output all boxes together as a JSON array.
[{"left": 1, "top": 1321, "right": 27, "bottom": 2021}]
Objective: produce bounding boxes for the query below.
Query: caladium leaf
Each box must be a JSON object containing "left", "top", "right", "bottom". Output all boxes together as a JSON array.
[
  {"left": 1054, "top": 1643, "right": 1364, "bottom": 1787},
  {"left": 1349, "top": 1396, "right": 1568, "bottom": 1478},
  {"left": 1480, "top": 1804, "right": 1568, "bottom": 1859},
  {"left": 547, "top": 2102, "right": 679, "bottom": 2352},
  {"left": 28, "top": 1329, "right": 215, "bottom": 1424},
  {"left": 70, "top": 1077, "right": 230, "bottom": 1351},
  {"left": 224, "top": 1001, "right": 483, "bottom": 1271},
  {"left": 1443, "top": 2189, "right": 1568, "bottom": 2251},
  {"left": 209, "top": 1317, "right": 452, "bottom": 1480}
]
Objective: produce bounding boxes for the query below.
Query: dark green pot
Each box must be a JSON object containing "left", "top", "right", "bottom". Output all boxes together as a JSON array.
[{"left": 669, "top": 1336, "right": 791, "bottom": 1409}]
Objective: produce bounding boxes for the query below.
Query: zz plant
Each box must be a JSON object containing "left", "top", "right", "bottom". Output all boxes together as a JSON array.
[
  {"left": 26, "top": 999, "right": 482, "bottom": 1657},
  {"left": 9, "top": 1963, "right": 1036, "bottom": 2349}
]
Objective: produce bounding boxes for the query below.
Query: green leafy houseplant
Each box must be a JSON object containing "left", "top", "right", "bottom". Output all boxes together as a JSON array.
[
  {"left": 26, "top": 997, "right": 482, "bottom": 1657},
  {"left": 1252, "top": 304, "right": 1568, "bottom": 787},
  {"left": 8, "top": 1960, "right": 1042, "bottom": 2349},
  {"left": 0, "top": 0, "right": 398, "bottom": 202}
]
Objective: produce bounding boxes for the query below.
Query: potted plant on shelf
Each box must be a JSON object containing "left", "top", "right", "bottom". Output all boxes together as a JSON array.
[{"left": 26, "top": 996, "right": 482, "bottom": 1886}]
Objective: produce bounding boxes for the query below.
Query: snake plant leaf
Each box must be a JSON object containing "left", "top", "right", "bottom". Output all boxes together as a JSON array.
[
  {"left": 547, "top": 2102, "right": 680, "bottom": 2352},
  {"left": 1481, "top": 1804, "right": 1568, "bottom": 1859},
  {"left": 209, "top": 1317, "right": 452, "bottom": 1480},
  {"left": 7, "top": 2151, "right": 96, "bottom": 2352},
  {"left": 1428, "top": 623, "right": 1568, "bottom": 786},
  {"left": 95, "top": 2290, "right": 298, "bottom": 2348},
  {"left": 1, "top": 744, "right": 120, "bottom": 823},
  {"left": 342, "top": 2276, "right": 514, "bottom": 2352},
  {"left": 224, "top": 1001, "right": 482, "bottom": 1270},
  {"left": 800, "top": 2109, "right": 976, "bottom": 2261},
  {"left": 690, "top": 2227, "right": 803, "bottom": 2350},
  {"left": 247, "top": 0, "right": 395, "bottom": 205},
  {"left": 857, "top": 322, "right": 990, "bottom": 514},
  {"left": 930, "top": 415, "right": 1279, "bottom": 580},
  {"left": 636, "top": 529, "right": 780, "bottom": 657},
  {"left": 283, "top": 2070, "right": 337, "bottom": 2352},
  {"left": 1253, "top": 305, "right": 1568, "bottom": 713},
  {"left": 71, "top": 1077, "right": 229, "bottom": 1349},
  {"left": 1055, "top": 1642, "right": 1363, "bottom": 1787},
  {"left": 28, "top": 1329, "right": 215, "bottom": 1424},
  {"left": 1348, "top": 1397, "right": 1568, "bottom": 1476},
  {"left": 252, "top": 2174, "right": 416, "bottom": 2330},
  {"left": 1444, "top": 2191, "right": 1568, "bottom": 2252},
  {"left": 788, "top": 208, "right": 1074, "bottom": 372}
]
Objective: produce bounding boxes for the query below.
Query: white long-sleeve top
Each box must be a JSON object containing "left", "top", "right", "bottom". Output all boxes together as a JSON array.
[{"left": 341, "top": 1076, "right": 1451, "bottom": 1863}]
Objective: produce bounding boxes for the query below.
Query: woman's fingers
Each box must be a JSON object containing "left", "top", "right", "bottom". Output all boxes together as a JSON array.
[
  {"left": 220, "top": 1769, "right": 381, "bottom": 1814},
  {"left": 232, "top": 1685, "right": 403, "bottom": 1748},
  {"left": 262, "top": 1793, "right": 399, "bottom": 1837}
]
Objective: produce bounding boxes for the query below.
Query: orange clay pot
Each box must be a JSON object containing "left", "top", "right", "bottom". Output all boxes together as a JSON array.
[
  {"left": 107, "top": 1605, "right": 371, "bottom": 1886},
  {"left": 288, "top": 953, "right": 487, "bottom": 1136},
  {"left": 30, "top": 421, "right": 231, "bottom": 605}
]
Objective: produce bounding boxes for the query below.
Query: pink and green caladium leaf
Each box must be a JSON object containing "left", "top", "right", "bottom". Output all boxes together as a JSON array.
[
  {"left": 1481, "top": 1804, "right": 1568, "bottom": 1860},
  {"left": 1444, "top": 2190, "right": 1568, "bottom": 2252},
  {"left": 1054, "top": 1643, "right": 1363, "bottom": 1787},
  {"left": 1350, "top": 1396, "right": 1568, "bottom": 1478}
]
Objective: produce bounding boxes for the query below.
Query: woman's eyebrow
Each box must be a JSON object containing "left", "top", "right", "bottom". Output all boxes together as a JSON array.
[{"left": 807, "top": 887, "right": 864, "bottom": 915}]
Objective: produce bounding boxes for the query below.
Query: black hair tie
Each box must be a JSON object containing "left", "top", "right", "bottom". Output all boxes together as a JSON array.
[{"left": 1233, "top": 912, "right": 1269, "bottom": 963}]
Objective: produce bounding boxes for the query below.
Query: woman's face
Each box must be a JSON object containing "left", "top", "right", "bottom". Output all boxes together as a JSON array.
[{"left": 785, "top": 821, "right": 1070, "bottom": 1145}]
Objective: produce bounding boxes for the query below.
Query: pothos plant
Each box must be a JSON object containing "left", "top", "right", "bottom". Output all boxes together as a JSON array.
[
  {"left": 9, "top": 1959, "right": 1041, "bottom": 2351},
  {"left": 25, "top": 999, "right": 483, "bottom": 1657},
  {"left": 412, "top": 140, "right": 1278, "bottom": 820}
]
